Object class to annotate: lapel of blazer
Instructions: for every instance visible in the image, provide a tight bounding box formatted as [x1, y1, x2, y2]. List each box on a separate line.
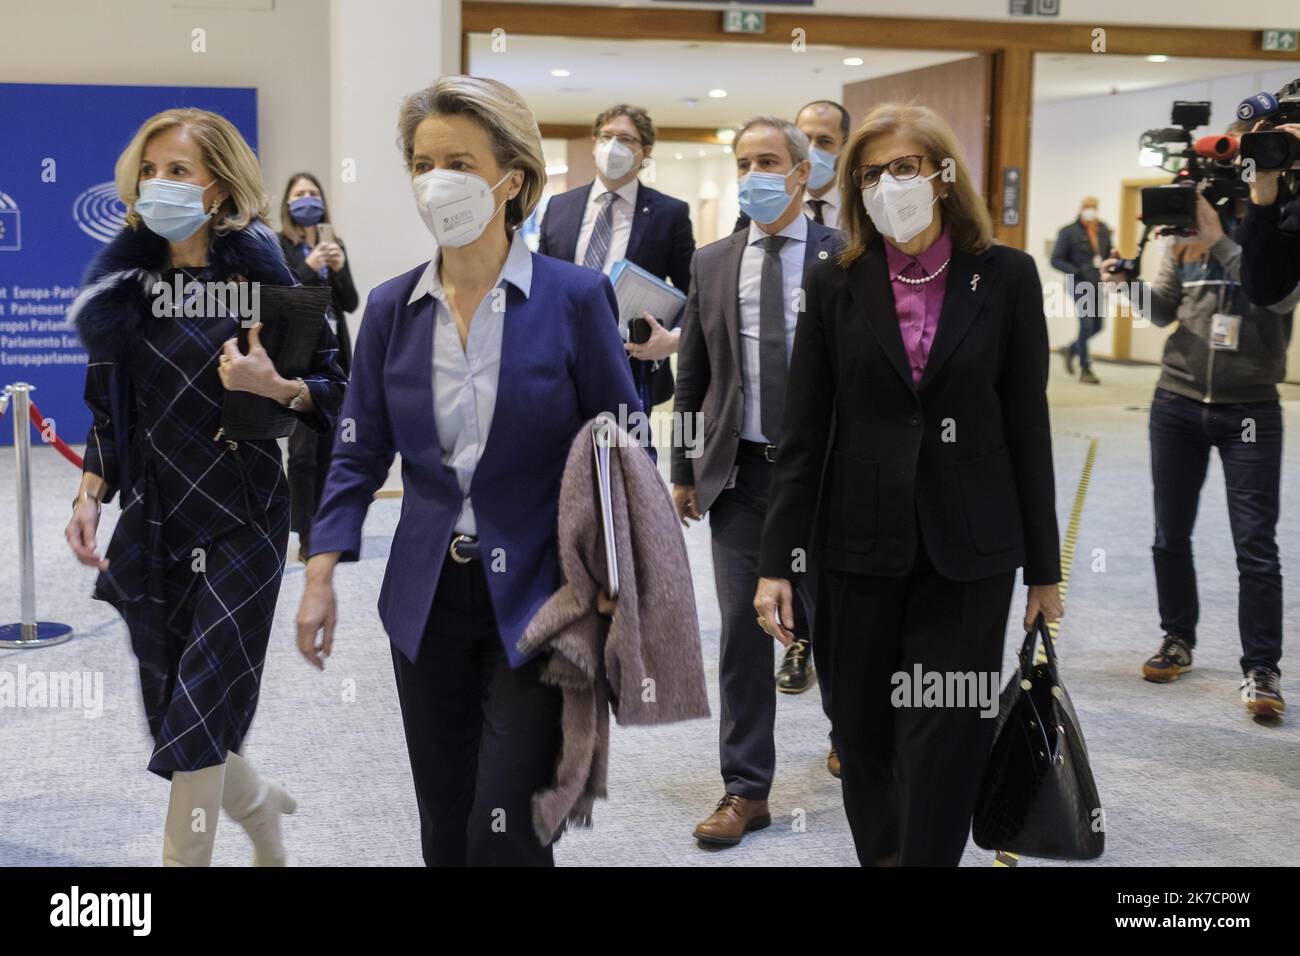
[848, 244, 914, 396]
[720, 229, 747, 378]
[801, 222, 835, 277]
[554, 188, 584, 263]
[624, 183, 652, 265]
[918, 246, 994, 392]
[407, 292, 457, 487]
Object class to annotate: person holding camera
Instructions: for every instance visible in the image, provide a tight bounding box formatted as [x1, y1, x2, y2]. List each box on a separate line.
[1103, 191, 1298, 718]
[1238, 120, 1300, 307]
[276, 172, 359, 562]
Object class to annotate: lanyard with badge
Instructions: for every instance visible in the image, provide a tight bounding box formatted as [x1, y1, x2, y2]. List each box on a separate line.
[1210, 279, 1241, 352]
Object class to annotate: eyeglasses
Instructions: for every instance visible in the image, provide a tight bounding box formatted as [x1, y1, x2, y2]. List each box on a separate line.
[597, 132, 642, 148]
[851, 154, 925, 190]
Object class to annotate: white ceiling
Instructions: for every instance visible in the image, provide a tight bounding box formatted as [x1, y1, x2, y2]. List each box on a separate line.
[469, 34, 1295, 129]
[468, 34, 971, 128]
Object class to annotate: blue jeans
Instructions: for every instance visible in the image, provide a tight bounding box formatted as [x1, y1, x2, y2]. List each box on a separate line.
[1071, 282, 1103, 371]
[1149, 388, 1284, 674]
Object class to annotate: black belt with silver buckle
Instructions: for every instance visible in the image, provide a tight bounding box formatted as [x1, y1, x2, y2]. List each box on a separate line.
[448, 534, 481, 563]
[738, 439, 779, 463]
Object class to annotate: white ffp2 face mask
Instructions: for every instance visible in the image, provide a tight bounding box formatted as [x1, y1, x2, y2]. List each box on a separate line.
[861, 170, 940, 245]
[595, 137, 639, 180]
[412, 168, 512, 247]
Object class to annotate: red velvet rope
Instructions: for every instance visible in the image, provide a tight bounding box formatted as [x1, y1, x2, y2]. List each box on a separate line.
[27, 399, 84, 469]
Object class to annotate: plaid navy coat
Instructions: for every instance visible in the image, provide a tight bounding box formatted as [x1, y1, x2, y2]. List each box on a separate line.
[71, 221, 346, 776]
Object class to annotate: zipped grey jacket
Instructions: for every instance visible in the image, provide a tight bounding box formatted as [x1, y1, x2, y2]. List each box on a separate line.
[1142, 235, 1297, 404]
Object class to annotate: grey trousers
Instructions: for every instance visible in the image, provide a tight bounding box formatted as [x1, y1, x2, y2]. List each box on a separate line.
[709, 451, 825, 800]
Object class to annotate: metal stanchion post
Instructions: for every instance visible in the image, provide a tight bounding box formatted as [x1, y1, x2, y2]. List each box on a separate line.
[0, 383, 73, 648]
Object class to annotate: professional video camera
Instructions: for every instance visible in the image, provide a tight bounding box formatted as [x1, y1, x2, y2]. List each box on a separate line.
[1239, 77, 1300, 172]
[1112, 101, 1248, 274]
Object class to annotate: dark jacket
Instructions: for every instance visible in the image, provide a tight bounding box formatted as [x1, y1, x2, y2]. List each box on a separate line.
[277, 231, 358, 373]
[69, 221, 335, 502]
[670, 220, 844, 514]
[1051, 218, 1113, 285]
[309, 251, 641, 668]
[758, 240, 1061, 586]
[539, 180, 695, 407]
[1143, 235, 1296, 404]
[1238, 184, 1300, 307]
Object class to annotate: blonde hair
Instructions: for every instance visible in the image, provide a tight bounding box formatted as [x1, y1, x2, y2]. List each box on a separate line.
[115, 108, 270, 235]
[397, 75, 546, 230]
[838, 102, 993, 266]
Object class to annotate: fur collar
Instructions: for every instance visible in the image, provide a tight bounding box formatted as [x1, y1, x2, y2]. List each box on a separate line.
[70, 220, 292, 357]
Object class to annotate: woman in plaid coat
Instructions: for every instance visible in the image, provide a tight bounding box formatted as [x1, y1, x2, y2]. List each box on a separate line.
[65, 109, 345, 866]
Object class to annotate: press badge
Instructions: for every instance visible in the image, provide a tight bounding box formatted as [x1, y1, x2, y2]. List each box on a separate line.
[1092, 254, 1103, 269]
[1210, 313, 1241, 351]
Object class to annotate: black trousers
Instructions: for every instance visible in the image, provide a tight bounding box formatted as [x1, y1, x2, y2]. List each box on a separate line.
[823, 537, 1014, 866]
[287, 420, 335, 547]
[390, 556, 562, 866]
[1149, 388, 1284, 674]
[709, 451, 826, 800]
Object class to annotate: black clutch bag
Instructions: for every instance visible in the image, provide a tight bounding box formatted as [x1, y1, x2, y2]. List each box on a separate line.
[972, 614, 1105, 861]
[219, 285, 332, 441]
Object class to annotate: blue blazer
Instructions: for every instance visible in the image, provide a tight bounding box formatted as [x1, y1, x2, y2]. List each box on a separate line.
[310, 251, 642, 667]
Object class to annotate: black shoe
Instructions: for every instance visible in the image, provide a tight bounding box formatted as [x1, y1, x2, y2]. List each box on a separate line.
[1242, 668, 1285, 719]
[1143, 634, 1193, 683]
[776, 639, 813, 694]
[1059, 345, 1076, 376]
[1079, 367, 1101, 385]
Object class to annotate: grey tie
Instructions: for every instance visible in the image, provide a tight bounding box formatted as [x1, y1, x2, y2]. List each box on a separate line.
[758, 234, 790, 444]
[582, 192, 617, 270]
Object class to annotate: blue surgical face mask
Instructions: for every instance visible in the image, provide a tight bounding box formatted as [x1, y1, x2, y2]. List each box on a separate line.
[807, 146, 838, 191]
[288, 195, 325, 226]
[135, 177, 215, 241]
[737, 167, 798, 225]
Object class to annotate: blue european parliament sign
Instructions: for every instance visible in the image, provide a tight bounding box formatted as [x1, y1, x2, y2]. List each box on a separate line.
[0, 83, 256, 446]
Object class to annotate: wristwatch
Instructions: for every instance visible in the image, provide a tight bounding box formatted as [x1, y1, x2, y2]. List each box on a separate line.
[286, 378, 309, 411]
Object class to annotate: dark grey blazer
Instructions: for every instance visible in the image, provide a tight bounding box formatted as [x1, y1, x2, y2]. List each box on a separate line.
[671, 219, 843, 513]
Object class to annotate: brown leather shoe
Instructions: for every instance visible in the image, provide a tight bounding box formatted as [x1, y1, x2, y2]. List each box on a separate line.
[693, 794, 770, 846]
[826, 747, 841, 778]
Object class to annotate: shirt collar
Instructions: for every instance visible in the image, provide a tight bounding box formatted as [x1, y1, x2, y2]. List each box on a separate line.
[807, 184, 840, 211]
[408, 228, 533, 306]
[589, 177, 639, 208]
[747, 208, 809, 246]
[885, 226, 952, 280]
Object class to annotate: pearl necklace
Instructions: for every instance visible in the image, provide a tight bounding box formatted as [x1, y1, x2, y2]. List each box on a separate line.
[893, 257, 951, 286]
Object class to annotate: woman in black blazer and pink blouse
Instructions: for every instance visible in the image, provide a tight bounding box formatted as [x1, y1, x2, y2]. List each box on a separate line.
[754, 103, 1063, 866]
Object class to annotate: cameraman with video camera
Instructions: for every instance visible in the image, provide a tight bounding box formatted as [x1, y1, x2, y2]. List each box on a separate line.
[1237, 80, 1300, 306]
[1102, 172, 1298, 718]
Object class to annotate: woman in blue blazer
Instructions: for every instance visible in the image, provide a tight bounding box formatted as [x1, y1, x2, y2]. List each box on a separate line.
[294, 76, 641, 866]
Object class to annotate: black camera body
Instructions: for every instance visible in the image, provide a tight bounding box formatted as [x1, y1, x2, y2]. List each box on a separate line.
[1138, 101, 1249, 233]
[1239, 79, 1300, 172]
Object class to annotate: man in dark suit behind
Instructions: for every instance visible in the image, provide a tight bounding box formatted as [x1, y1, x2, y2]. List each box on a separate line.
[539, 104, 695, 411]
[1050, 196, 1114, 385]
[672, 116, 843, 848]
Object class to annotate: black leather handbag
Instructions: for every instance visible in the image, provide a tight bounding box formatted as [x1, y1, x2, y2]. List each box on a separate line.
[972, 615, 1105, 860]
[219, 284, 332, 441]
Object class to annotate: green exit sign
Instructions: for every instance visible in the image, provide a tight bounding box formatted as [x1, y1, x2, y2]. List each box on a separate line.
[1262, 29, 1298, 52]
[722, 10, 765, 34]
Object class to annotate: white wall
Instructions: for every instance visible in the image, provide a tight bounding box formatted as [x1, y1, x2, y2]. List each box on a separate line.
[0, 0, 332, 249]
[647, 148, 739, 249]
[1029, 64, 1300, 377]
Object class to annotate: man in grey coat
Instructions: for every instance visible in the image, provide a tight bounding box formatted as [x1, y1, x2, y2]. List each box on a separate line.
[671, 116, 843, 847]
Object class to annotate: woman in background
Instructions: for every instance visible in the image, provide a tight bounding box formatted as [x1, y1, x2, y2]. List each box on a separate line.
[66, 108, 345, 866]
[277, 172, 358, 561]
